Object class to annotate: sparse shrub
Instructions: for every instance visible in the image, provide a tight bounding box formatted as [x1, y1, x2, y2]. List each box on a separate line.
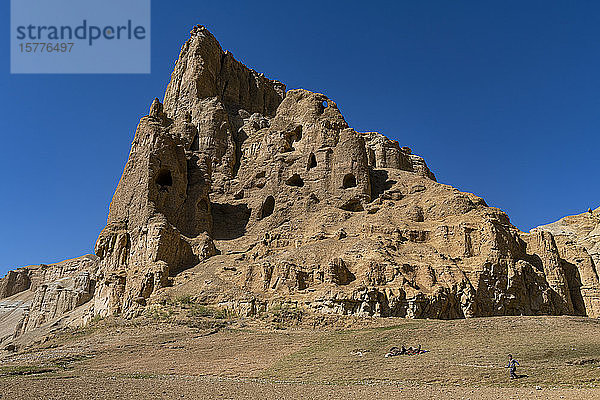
[145, 306, 173, 321]
[175, 294, 194, 306]
[52, 355, 93, 370]
[211, 308, 229, 319]
[271, 304, 304, 324]
[188, 304, 229, 319]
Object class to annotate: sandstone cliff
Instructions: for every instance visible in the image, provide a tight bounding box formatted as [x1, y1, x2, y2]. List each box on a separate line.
[1, 25, 599, 346]
[0, 255, 97, 346]
[532, 207, 600, 315]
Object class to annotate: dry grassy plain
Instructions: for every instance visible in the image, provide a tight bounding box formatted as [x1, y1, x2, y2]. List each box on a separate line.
[2, 311, 600, 399]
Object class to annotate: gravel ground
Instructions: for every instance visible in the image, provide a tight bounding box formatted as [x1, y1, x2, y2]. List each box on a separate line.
[3, 315, 600, 399]
[2, 375, 600, 400]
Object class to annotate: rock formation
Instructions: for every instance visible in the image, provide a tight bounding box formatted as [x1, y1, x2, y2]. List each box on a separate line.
[532, 207, 600, 315]
[0, 255, 97, 345]
[1, 25, 599, 346]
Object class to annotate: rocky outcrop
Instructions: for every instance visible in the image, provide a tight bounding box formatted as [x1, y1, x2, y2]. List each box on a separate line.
[361, 132, 435, 180]
[0, 269, 32, 299]
[533, 207, 600, 317]
[535, 207, 600, 266]
[92, 100, 216, 317]
[18, 270, 95, 335]
[0, 255, 98, 344]
[163, 25, 285, 197]
[1, 24, 600, 335]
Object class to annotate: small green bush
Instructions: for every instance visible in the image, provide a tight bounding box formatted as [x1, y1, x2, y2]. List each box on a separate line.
[145, 307, 173, 321]
[188, 304, 229, 319]
[175, 294, 194, 305]
[271, 304, 303, 323]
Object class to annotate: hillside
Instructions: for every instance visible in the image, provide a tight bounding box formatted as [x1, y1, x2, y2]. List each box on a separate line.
[2, 314, 600, 399]
[0, 25, 599, 352]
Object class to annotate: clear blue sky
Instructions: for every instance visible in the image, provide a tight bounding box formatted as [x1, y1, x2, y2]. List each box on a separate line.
[1, 1, 599, 275]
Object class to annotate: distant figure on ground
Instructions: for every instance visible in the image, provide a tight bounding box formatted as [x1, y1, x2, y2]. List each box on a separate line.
[386, 347, 401, 357]
[589, 208, 593, 215]
[385, 345, 427, 358]
[506, 354, 520, 379]
[384, 344, 427, 357]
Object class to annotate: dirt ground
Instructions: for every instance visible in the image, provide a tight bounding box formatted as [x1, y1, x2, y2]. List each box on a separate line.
[3, 376, 600, 400]
[2, 314, 600, 399]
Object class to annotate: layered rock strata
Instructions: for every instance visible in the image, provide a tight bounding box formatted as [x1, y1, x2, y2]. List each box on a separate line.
[1, 25, 599, 345]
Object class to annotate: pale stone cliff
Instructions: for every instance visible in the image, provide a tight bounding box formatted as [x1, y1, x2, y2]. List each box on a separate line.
[1, 25, 599, 347]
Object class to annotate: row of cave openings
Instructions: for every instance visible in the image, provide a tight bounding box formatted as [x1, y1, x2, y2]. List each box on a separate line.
[283, 152, 358, 189]
[261, 174, 357, 219]
[260, 152, 359, 220]
[154, 99, 333, 214]
[154, 153, 358, 223]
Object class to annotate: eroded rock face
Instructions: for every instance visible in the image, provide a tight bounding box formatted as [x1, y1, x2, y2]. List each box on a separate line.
[163, 25, 285, 197]
[19, 270, 95, 335]
[0, 269, 31, 299]
[1, 25, 599, 332]
[196, 166, 596, 319]
[93, 98, 216, 317]
[362, 132, 435, 180]
[0, 255, 98, 344]
[533, 207, 600, 317]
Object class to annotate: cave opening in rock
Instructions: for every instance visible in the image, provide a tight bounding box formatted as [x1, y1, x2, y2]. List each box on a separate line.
[211, 202, 251, 240]
[260, 196, 275, 219]
[343, 173, 357, 189]
[285, 174, 304, 187]
[197, 198, 209, 213]
[190, 133, 200, 151]
[307, 153, 317, 170]
[291, 126, 302, 143]
[156, 169, 173, 188]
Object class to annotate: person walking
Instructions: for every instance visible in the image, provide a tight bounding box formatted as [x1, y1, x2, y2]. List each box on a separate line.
[506, 354, 520, 379]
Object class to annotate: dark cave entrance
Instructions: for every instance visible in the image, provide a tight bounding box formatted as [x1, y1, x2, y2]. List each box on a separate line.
[260, 196, 275, 219]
